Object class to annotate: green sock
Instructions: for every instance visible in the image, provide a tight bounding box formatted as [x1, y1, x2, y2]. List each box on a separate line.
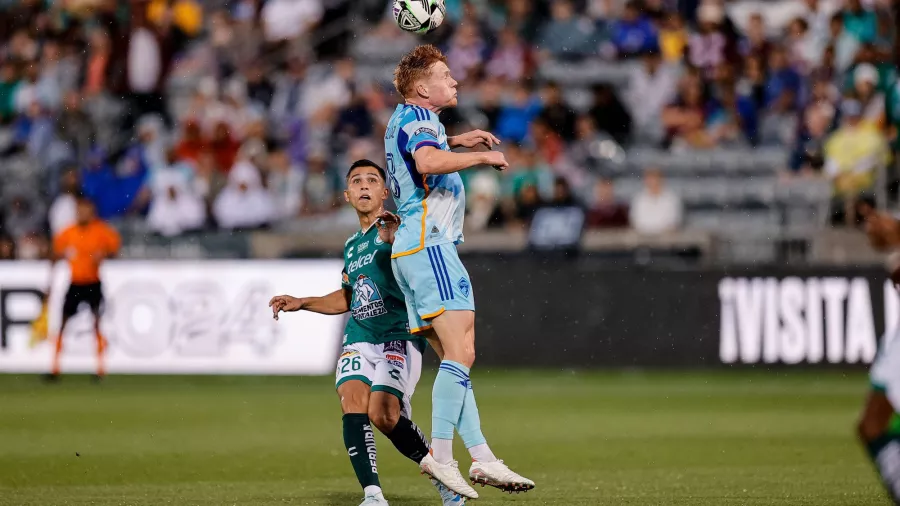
[342, 413, 380, 490]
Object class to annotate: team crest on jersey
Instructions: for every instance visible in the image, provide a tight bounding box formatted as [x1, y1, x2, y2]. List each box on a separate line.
[351, 274, 388, 320]
[374, 235, 384, 245]
[458, 277, 471, 298]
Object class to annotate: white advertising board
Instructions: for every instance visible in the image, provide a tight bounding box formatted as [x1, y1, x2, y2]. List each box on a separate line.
[0, 260, 346, 374]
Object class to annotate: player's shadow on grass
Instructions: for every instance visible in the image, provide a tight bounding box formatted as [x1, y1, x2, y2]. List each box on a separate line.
[322, 492, 424, 505]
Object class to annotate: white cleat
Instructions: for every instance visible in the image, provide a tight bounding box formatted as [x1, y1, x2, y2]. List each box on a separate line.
[359, 491, 390, 505]
[469, 460, 536, 493]
[431, 478, 467, 505]
[419, 453, 479, 499]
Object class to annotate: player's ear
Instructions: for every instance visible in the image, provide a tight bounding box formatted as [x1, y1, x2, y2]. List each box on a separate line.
[416, 81, 429, 99]
[381, 187, 389, 200]
[344, 189, 350, 203]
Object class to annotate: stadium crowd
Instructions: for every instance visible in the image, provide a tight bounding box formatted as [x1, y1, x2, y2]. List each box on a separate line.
[0, 0, 897, 259]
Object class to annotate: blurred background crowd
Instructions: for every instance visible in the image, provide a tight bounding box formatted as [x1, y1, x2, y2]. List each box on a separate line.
[0, 0, 897, 260]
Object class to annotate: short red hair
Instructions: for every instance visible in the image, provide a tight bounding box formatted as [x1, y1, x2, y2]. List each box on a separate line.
[393, 44, 448, 98]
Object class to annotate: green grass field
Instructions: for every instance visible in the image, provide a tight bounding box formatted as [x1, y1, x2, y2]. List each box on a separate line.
[0, 370, 888, 505]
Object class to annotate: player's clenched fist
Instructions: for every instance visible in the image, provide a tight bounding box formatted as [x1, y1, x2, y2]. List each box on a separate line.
[482, 151, 508, 170]
[268, 295, 303, 320]
[376, 211, 401, 245]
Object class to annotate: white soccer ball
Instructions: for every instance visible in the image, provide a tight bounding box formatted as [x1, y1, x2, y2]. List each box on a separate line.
[393, 0, 446, 34]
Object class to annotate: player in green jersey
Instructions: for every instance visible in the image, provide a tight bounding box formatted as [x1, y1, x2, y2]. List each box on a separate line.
[269, 159, 464, 506]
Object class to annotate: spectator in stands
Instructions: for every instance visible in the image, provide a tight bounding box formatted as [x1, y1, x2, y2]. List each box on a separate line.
[658, 12, 688, 63]
[787, 17, 819, 72]
[266, 148, 305, 221]
[758, 89, 799, 146]
[706, 87, 752, 147]
[174, 119, 205, 165]
[662, 73, 708, 149]
[496, 82, 541, 143]
[740, 13, 772, 65]
[476, 79, 502, 132]
[136, 115, 168, 173]
[302, 148, 340, 215]
[830, 12, 861, 73]
[569, 115, 605, 170]
[629, 168, 683, 235]
[0, 61, 18, 122]
[123, 1, 176, 129]
[82, 28, 112, 98]
[610, 0, 657, 59]
[49, 168, 80, 238]
[245, 60, 275, 110]
[803, 0, 834, 52]
[486, 27, 533, 83]
[213, 160, 274, 230]
[466, 170, 503, 231]
[737, 54, 767, 111]
[208, 120, 240, 173]
[334, 86, 375, 146]
[538, 0, 597, 59]
[851, 63, 885, 127]
[505, 0, 541, 41]
[550, 177, 577, 207]
[503, 145, 555, 203]
[589, 83, 632, 146]
[790, 105, 831, 175]
[514, 183, 544, 226]
[688, 2, 734, 78]
[625, 47, 677, 145]
[261, 0, 323, 43]
[148, 168, 206, 237]
[842, 0, 877, 44]
[445, 23, 488, 85]
[529, 118, 568, 169]
[765, 46, 801, 107]
[586, 178, 629, 228]
[55, 91, 95, 162]
[539, 82, 576, 141]
[825, 99, 889, 223]
[4, 193, 45, 243]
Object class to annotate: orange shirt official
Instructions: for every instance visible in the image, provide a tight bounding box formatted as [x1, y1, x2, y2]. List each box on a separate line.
[53, 221, 121, 285]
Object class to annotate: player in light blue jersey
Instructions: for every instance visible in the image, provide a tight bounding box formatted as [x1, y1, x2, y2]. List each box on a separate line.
[382, 45, 534, 500]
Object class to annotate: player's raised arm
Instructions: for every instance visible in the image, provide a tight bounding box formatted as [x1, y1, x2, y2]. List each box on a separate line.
[269, 288, 351, 320]
[413, 145, 508, 175]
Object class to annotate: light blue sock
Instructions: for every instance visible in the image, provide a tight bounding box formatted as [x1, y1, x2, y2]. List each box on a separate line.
[457, 384, 487, 448]
[432, 360, 470, 441]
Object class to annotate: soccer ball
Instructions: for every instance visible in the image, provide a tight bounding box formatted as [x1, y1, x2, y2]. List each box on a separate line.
[393, 0, 446, 34]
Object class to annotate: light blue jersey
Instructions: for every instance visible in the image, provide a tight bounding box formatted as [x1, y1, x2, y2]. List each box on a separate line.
[384, 104, 466, 258]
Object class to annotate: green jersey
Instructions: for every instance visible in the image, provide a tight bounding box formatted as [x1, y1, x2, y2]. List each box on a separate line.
[341, 224, 417, 346]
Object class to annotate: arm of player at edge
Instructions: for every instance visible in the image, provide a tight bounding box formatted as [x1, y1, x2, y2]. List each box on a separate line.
[413, 145, 508, 175]
[268, 288, 351, 320]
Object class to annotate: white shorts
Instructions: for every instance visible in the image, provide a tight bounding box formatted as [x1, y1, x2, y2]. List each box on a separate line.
[335, 339, 424, 419]
[871, 332, 900, 410]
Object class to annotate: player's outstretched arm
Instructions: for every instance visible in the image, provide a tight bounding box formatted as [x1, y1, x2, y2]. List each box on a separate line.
[269, 289, 350, 320]
[414, 146, 508, 175]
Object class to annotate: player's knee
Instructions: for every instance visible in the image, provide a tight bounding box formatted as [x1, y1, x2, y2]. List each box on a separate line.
[368, 404, 400, 433]
[337, 385, 370, 414]
[858, 415, 886, 442]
